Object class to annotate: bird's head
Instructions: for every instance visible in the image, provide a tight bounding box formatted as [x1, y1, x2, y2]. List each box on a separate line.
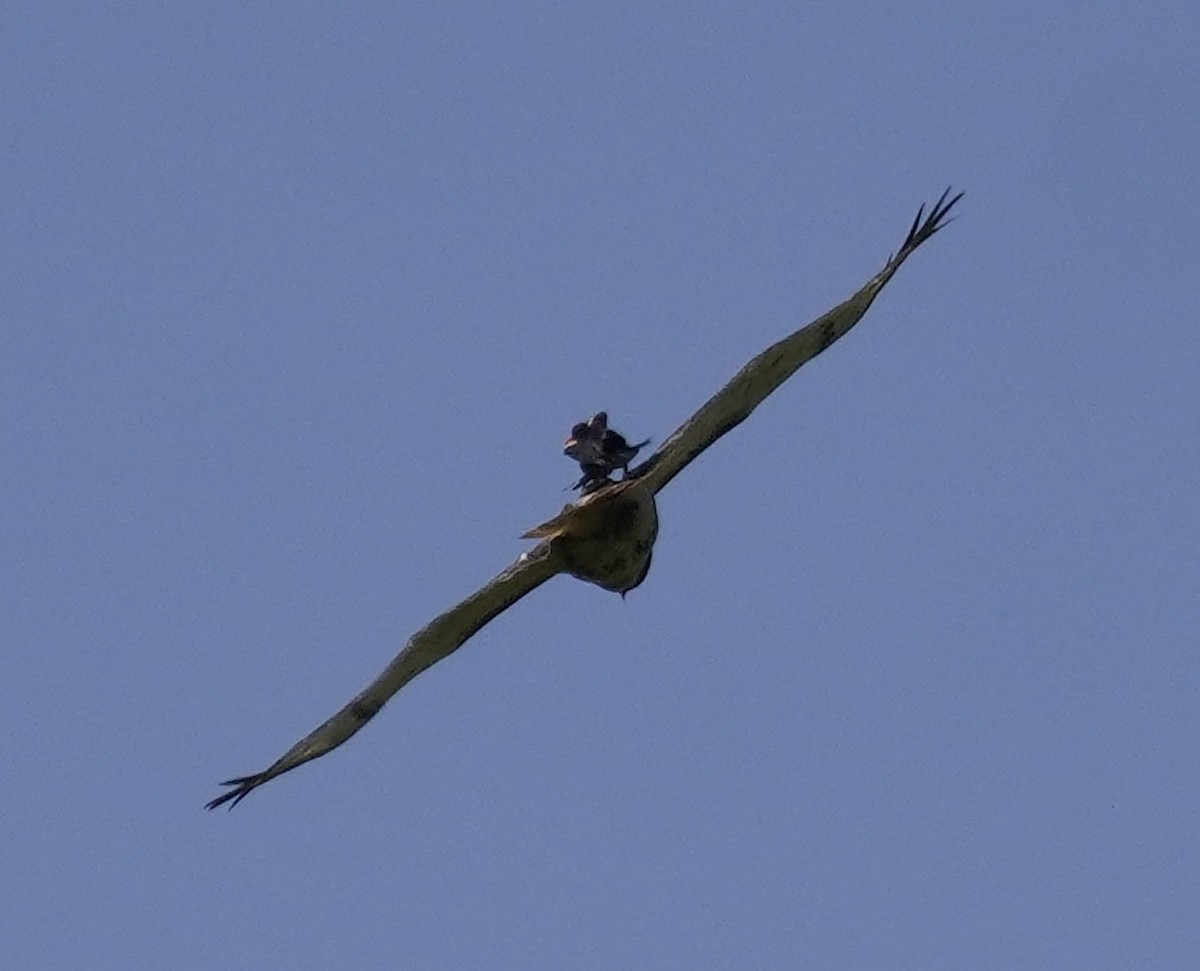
[563, 412, 608, 461]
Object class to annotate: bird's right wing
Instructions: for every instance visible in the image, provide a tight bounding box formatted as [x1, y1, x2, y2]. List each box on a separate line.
[207, 540, 563, 809]
[634, 189, 962, 497]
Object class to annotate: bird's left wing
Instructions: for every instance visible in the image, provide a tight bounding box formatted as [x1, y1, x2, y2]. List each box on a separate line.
[634, 189, 962, 496]
[207, 541, 563, 809]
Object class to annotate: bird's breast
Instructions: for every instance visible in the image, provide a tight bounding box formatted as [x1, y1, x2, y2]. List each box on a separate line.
[523, 479, 658, 595]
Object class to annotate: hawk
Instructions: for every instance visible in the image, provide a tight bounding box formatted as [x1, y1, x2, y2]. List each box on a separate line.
[207, 189, 962, 809]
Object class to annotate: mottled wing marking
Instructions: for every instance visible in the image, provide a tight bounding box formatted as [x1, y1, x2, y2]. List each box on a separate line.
[206, 542, 562, 809]
[633, 189, 962, 496]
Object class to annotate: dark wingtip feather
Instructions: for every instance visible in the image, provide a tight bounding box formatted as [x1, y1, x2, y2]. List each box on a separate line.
[905, 203, 926, 247]
[205, 774, 265, 811]
[897, 187, 964, 256]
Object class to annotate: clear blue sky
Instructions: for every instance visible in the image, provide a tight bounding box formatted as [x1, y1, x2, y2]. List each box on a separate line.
[4, 3, 1198, 968]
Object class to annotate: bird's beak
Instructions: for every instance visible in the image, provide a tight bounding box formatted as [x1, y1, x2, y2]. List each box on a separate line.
[563, 437, 578, 449]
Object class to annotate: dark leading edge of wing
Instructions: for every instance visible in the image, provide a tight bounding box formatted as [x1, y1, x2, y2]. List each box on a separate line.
[633, 188, 962, 497]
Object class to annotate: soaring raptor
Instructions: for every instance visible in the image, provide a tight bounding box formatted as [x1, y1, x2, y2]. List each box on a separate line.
[207, 189, 962, 809]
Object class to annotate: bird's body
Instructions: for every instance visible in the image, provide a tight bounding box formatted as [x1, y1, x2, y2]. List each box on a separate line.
[523, 476, 658, 595]
[564, 412, 650, 491]
[207, 189, 962, 810]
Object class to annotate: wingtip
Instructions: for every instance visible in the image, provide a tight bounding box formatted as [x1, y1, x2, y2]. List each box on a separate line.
[929, 186, 964, 224]
[205, 774, 265, 811]
[896, 186, 964, 256]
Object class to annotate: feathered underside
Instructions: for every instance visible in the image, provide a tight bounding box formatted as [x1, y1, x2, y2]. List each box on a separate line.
[522, 478, 658, 595]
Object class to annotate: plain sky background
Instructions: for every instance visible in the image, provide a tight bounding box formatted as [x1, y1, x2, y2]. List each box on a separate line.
[4, 3, 1198, 968]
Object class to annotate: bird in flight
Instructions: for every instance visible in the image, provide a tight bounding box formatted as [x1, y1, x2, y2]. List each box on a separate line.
[564, 411, 650, 491]
[207, 189, 962, 810]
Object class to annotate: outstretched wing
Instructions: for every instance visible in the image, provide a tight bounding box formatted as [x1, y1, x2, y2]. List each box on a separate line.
[208, 189, 960, 810]
[633, 189, 962, 496]
[207, 541, 563, 809]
